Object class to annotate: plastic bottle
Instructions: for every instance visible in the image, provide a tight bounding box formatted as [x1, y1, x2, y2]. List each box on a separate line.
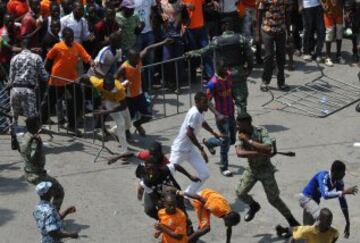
[320, 96, 329, 114]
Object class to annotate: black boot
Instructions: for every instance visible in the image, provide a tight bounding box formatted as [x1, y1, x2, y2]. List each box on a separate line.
[286, 215, 300, 227]
[244, 201, 261, 222]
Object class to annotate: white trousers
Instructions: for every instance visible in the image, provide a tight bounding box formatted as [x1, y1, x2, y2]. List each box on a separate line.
[106, 101, 131, 154]
[170, 149, 210, 194]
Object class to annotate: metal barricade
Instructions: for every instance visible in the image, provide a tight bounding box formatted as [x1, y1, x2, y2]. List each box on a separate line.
[141, 56, 202, 120]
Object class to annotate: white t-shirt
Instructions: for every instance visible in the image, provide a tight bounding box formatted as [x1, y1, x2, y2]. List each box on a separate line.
[88, 46, 122, 76]
[171, 106, 205, 152]
[222, 0, 238, 13]
[134, 0, 156, 34]
[302, 0, 320, 8]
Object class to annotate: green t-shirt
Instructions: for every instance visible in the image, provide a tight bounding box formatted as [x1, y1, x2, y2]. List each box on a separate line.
[115, 12, 141, 51]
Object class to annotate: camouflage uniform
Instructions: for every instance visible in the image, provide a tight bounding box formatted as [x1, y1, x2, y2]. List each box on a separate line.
[9, 49, 48, 119]
[186, 31, 254, 115]
[235, 126, 294, 219]
[20, 132, 64, 210]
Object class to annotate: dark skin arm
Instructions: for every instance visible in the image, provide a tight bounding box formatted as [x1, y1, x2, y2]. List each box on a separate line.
[154, 222, 183, 240]
[139, 38, 173, 60]
[181, 191, 210, 242]
[238, 133, 272, 155]
[59, 206, 76, 220]
[114, 66, 126, 81]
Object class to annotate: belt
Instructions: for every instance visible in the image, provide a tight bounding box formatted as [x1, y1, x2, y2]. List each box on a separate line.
[12, 84, 36, 89]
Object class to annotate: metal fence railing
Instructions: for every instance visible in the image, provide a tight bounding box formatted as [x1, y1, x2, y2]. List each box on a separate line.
[0, 55, 203, 145]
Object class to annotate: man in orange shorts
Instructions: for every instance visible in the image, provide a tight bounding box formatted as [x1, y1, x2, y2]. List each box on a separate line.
[177, 188, 240, 243]
[321, 0, 345, 66]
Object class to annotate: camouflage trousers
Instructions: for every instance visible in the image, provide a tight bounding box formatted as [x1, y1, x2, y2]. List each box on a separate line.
[231, 68, 249, 115]
[10, 88, 38, 119]
[25, 172, 64, 211]
[235, 167, 293, 219]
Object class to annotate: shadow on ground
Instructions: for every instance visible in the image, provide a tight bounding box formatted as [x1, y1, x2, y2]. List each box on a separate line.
[254, 233, 290, 243]
[0, 208, 16, 226]
[0, 175, 29, 194]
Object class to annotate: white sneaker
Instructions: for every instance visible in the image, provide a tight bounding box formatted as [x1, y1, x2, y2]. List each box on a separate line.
[303, 54, 312, 62]
[325, 58, 334, 67]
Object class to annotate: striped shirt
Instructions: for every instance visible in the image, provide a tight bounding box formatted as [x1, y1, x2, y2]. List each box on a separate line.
[207, 74, 234, 116]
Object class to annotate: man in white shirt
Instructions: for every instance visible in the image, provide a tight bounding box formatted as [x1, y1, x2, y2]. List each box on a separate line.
[60, 1, 95, 43]
[88, 31, 122, 77]
[170, 92, 223, 194]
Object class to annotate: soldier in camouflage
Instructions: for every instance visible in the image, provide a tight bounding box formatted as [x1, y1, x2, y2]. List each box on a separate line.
[19, 116, 64, 211]
[234, 112, 300, 229]
[185, 17, 254, 115]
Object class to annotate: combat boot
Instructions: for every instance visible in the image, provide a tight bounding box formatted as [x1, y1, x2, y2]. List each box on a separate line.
[244, 201, 261, 222]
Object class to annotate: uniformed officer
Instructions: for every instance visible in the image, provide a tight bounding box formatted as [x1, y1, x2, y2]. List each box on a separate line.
[234, 112, 300, 228]
[19, 116, 64, 211]
[33, 181, 79, 242]
[185, 17, 254, 115]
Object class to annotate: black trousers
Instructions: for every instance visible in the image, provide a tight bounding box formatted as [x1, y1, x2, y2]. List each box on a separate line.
[262, 30, 286, 86]
[41, 84, 83, 128]
[302, 6, 325, 56]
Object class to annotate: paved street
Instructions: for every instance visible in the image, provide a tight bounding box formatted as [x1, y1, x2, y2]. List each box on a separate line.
[1, 40, 360, 243]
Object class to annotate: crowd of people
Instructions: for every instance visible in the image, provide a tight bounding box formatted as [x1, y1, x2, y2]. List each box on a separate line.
[0, 0, 360, 241]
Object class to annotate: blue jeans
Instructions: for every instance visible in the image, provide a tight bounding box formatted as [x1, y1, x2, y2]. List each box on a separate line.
[162, 37, 185, 86]
[186, 27, 214, 79]
[206, 115, 236, 171]
[136, 31, 155, 92]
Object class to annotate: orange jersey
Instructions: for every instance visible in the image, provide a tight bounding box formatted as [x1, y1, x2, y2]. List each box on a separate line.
[192, 188, 231, 229]
[47, 41, 91, 86]
[158, 208, 188, 243]
[183, 0, 205, 29]
[121, 60, 143, 98]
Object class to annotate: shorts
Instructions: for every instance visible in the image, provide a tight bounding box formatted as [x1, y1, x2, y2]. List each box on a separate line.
[126, 93, 151, 118]
[324, 13, 343, 28]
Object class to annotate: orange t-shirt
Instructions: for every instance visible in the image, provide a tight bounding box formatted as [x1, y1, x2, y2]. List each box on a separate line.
[7, 0, 29, 18]
[47, 41, 91, 86]
[242, 0, 256, 9]
[158, 208, 188, 243]
[192, 188, 231, 229]
[40, 0, 61, 18]
[183, 0, 205, 29]
[122, 60, 143, 98]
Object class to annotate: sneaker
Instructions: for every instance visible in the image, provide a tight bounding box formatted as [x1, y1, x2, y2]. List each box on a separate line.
[302, 54, 312, 62]
[325, 58, 334, 67]
[203, 138, 215, 155]
[221, 169, 233, 177]
[244, 202, 261, 222]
